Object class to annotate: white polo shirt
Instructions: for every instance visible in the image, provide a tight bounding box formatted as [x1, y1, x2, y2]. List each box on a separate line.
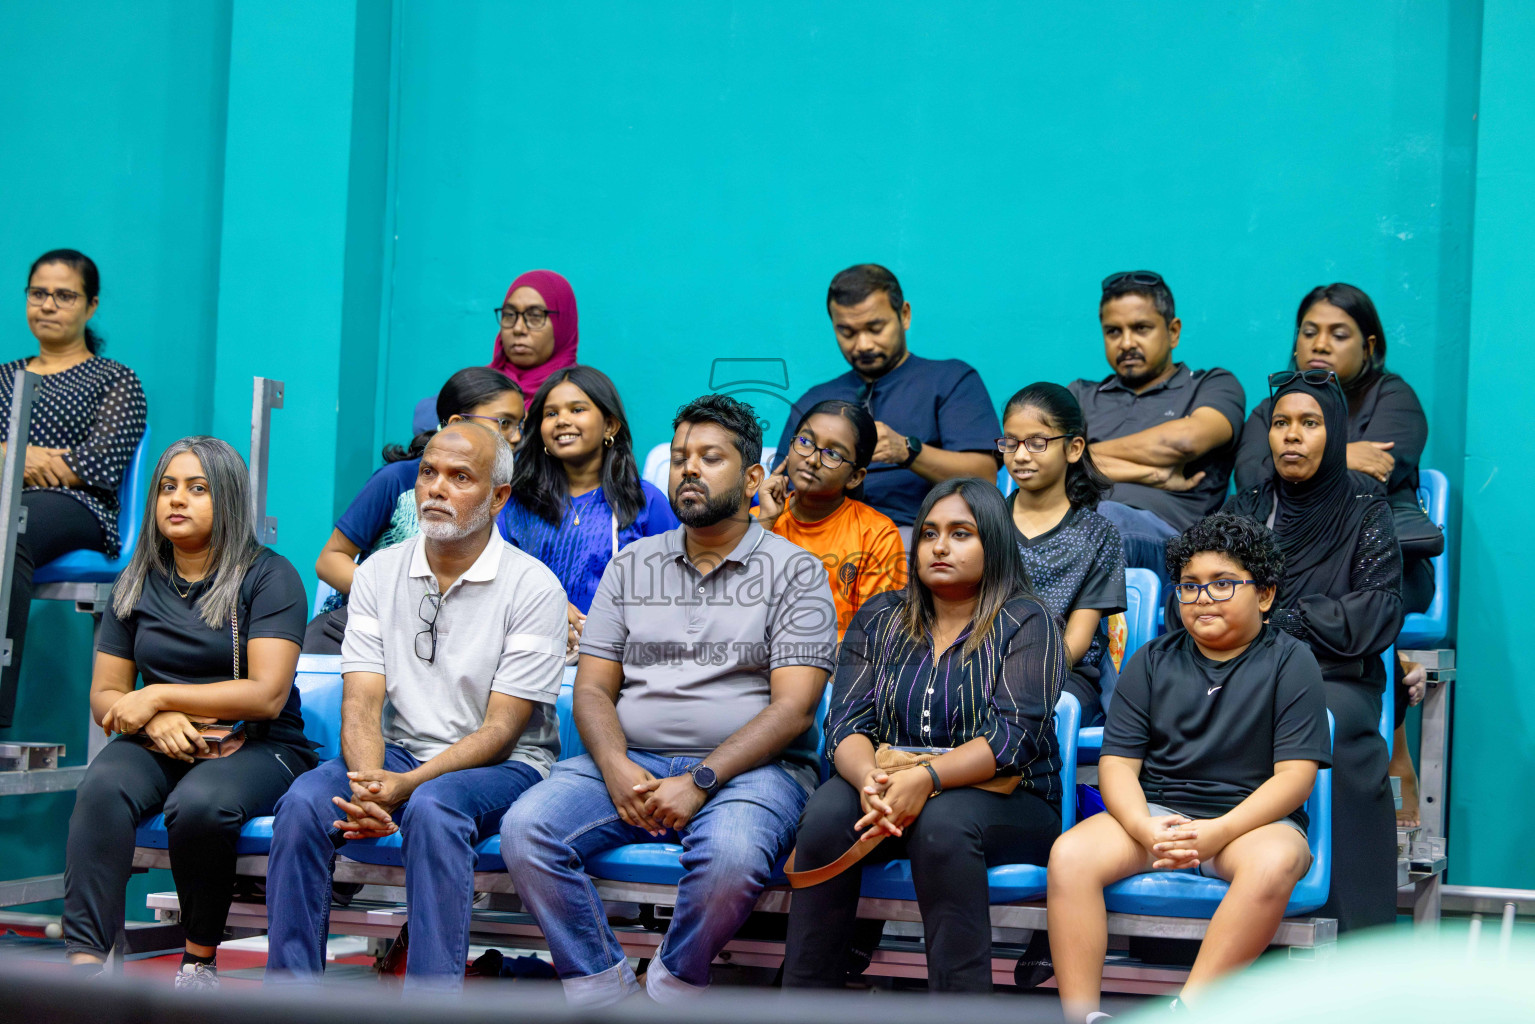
[342, 532, 568, 774]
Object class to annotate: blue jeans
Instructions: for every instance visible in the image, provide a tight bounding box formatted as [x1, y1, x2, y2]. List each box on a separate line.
[500, 752, 807, 1006]
[263, 747, 540, 992]
[1098, 500, 1179, 583]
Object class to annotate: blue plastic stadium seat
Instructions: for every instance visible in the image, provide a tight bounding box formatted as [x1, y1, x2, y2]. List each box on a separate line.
[856, 691, 1081, 904]
[1398, 469, 1449, 648]
[997, 466, 1016, 497]
[1078, 568, 1160, 765]
[1100, 711, 1334, 918]
[34, 429, 151, 585]
[134, 655, 345, 855]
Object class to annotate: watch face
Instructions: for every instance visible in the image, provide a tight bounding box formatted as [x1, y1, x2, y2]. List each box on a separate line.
[692, 765, 718, 791]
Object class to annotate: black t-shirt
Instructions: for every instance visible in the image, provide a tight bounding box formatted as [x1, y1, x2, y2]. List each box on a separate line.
[1011, 502, 1127, 680]
[1101, 624, 1331, 829]
[97, 547, 310, 747]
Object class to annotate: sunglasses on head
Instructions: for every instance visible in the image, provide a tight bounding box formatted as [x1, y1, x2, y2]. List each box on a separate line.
[1267, 368, 1338, 398]
[1101, 270, 1164, 290]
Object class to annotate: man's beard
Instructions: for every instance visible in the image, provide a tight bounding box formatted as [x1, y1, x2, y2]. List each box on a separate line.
[417, 492, 494, 541]
[672, 477, 746, 528]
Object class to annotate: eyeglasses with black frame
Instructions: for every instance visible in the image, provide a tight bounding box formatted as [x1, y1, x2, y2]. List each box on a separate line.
[1172, 579, 1260, 604]
[790, 434, 849, 468]
[24, 287, 83, 309]
[994, 434, 1070, 454]
[493, 306, 552, 330]
[1101, 270, 1164, 290]
[415, 592, 443, 663]
[1267, 368, 1338, 398]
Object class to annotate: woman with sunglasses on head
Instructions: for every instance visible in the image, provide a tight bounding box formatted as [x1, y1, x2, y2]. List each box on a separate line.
[757, 400, 906, 639]
[782, 478, 1066, 993]
[1000, 384, 1127, 728]
[497, 365, 675, 658]
[1234, 284, 1434, 825]
[63, 437, 316, 989]
[409, 270, 580, 435]
[0, 250, 147, 728]
[305, 367, 525, 652]
[1224, 370, 1403, 932]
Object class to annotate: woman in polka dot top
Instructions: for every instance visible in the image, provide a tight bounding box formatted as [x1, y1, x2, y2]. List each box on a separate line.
[0, 250, 147, 726]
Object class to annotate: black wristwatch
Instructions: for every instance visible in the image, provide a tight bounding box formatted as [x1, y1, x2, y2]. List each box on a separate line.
[689, 763, 720, 798]
[900, 435, 924, 468]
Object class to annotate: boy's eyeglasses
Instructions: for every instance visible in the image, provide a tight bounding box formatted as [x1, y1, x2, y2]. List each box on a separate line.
[1172, 579, 1260, 604]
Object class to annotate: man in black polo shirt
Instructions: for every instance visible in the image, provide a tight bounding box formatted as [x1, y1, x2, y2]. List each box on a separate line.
[776, 264, 1000, 538]
[1068, 271, 1245, 580]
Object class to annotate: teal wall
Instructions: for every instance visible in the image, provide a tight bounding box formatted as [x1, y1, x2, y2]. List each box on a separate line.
[1454, 0, 1534, 891]
[1, 0, 1528, 916]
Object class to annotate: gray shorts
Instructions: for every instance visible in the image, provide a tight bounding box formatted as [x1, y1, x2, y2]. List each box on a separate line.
[1145, 803, 1309, 878]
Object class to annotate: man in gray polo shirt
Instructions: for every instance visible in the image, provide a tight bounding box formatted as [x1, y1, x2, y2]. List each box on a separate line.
[1070, 271, 1247, 580]
[503, 394, 838, 1007]
[265, 423, 567, 992]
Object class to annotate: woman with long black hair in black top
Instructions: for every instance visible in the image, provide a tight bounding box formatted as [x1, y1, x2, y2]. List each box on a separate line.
[782, 478, 1066, 993]
[62, 437, 316, 989]
[0, 250, 147, 726]
[1226, 371, 1403, 932]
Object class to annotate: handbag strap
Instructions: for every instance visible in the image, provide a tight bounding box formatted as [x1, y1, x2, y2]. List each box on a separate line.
[783, 835, 886, 889]
[232, 603, 240, 680]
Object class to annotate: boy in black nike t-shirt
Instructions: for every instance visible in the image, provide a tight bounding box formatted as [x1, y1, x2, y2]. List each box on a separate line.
[1047, 513, 1331, 1022]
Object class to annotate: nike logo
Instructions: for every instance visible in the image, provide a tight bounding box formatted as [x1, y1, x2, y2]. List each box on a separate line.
[1207, 685, 1222, 696]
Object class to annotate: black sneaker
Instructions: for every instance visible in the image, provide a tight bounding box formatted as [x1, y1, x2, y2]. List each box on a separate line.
[1013, 929, 1054, 989]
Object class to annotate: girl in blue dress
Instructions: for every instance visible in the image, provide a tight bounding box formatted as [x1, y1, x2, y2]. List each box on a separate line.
[498, 365, 677, 657]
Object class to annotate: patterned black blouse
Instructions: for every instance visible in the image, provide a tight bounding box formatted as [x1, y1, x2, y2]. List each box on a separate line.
[0, 357, 147, 556]
[828, 590, 1068, 802]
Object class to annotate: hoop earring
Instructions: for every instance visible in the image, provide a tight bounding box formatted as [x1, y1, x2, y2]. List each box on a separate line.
[543, 445, 551, 456]
[603, 435, 614, 448]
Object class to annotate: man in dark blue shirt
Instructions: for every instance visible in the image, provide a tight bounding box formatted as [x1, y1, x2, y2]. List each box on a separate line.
[775, 264, 1000, 533]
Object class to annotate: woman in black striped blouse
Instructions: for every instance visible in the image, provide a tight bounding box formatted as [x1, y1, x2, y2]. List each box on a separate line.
[783, 477, 1067, 993]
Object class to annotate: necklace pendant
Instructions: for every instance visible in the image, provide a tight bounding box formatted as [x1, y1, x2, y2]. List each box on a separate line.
[574, 510, 580, 526]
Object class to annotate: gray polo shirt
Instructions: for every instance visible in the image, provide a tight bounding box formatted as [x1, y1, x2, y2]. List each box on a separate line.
[579, 521, 839, 790]
[342, 533, 568, 775]
[1069, 362, 1246, 532]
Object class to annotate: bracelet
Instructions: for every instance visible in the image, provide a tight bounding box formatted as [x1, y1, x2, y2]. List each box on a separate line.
[920, 761, 942, 797]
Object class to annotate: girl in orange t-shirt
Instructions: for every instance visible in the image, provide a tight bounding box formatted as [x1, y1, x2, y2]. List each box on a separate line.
[759, 400, 906, 638]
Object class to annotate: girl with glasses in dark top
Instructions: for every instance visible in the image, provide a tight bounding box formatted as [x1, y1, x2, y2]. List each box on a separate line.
[0, 249, 146, 728]
[1225, 372, 1403, 933]
[757, 400, 906, 638]
[1233, 284, 1435, 824]
[305, 367, 525, 653]
[1000, 383, 1127, 727]
[63, 437, 316, 990]
[497, 365, 676, 659]
[782, 478, 1066, 993]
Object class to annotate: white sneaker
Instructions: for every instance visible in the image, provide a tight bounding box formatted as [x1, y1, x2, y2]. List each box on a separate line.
[174, 962, 219, 991]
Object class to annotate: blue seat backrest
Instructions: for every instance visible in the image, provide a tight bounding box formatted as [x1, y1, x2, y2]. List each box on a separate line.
[642, 442, 669, 490]
[312, 579, 339, 620]
[293, 654, 344, 761]
[33, 427, 151, 582]
[997, 466, 1016, 497]
[1402, 468, 1450, 646]
[556, 666, 583, 760]
[1055, 691, 1081, 831]
[1101, 568, 1160, 712]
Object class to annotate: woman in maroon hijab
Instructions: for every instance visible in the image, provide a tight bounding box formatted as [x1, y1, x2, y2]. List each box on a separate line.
[489, 269, 580, 395]
[411, 269, 580, 434]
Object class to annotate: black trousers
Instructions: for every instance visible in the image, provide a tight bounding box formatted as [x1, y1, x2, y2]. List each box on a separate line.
[783, 776, 1060, 993]
[1319, 678, 1398, 932]
[63, 734, 315, 956]
[0, 492, 103, 727]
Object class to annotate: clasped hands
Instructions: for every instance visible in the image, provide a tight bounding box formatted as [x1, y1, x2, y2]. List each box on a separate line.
[854, 767, 932, 842]
[605, 758, 707, 836]
[332, 769, 418, 840]
[1138, 813, 1233, 871]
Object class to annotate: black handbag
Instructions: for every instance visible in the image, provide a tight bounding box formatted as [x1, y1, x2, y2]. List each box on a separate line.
[1392, 500, 1444, 560]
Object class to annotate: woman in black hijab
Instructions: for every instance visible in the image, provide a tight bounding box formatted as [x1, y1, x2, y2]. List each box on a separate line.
[1233, 284, 1435, 826]
[1225, 370, 1403, 932]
